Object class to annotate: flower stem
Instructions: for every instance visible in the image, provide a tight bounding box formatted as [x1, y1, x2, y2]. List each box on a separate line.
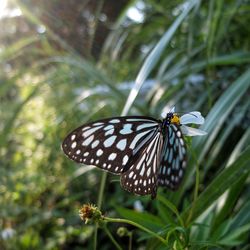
[104, 217, 167, 245]
[186, 149, 199, 226]
[98, 172, 107, 208]
[103, 224, 122, 250]
[94, 172, 107, 249]
[93, 223, 98, 250]
[128, 232, 133, 250]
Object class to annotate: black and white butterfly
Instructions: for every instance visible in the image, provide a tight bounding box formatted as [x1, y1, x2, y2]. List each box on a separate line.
[61, 110, 193, 199]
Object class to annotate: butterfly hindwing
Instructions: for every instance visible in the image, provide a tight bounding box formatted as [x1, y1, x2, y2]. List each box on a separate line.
[121, 130, 163, 198]
[62, 116, 160, 175]
[158, 124, 187, 190]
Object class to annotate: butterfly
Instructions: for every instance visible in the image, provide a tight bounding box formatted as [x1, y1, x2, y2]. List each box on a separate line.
[61, 108, 204, 199]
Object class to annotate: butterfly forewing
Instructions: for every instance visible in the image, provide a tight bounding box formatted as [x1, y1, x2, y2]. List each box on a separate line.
[62, 116, 160, 174]
[121, 130, 163, 198]
[157, 124, 187, 190]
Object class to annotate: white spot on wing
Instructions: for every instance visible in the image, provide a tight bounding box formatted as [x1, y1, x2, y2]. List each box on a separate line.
[139, 165, 145, 176]
[105, 129, 114, 136]
[179, 169, 183, 178]
[182, 161, 187, 168]
[137, 123, 157, 131]
[82, 126, 90, 131]
[71, 134, 76, 141]
[104, 135, 117, 147]
[109, 119, 120, 123]
[82, 126, 102, 138]
[116, 139, 127, 151]
[147, 167, 151, 177]
[96, 149, 103, 156]
[153, 155, 157, 174]
[104, 125, 114, 131]
[122, 155, 129, 165]
[71, 141, 77, 148]
[182, 147, 186, 154]
[162, 166, 166, 175]
[180, 138, 184, 146]
[146, 135, 159, 165]
[108, 153, 117, 161]
[136, 154, 146, 170]
[167, 168, 171, 175]
[130, 130, 152, 149]
[93, 122, 104, 126]
[82, 135, 94, 146]
[120, 124, 133, 134]
[91, 140, 100, 148]
[177, 131, 181, 137]
[168, 148, 173, 163]
[129, 171, 134, 178]
[83, 152, 89, 157]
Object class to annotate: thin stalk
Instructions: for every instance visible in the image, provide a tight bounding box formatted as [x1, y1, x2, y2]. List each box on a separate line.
[104, 217, 167, 245]
[103, 224, 122, 250]
[97, 172, 107, 208]
[186, 149, 199, 226]
[94, 172, 107, 249]
[93, 223, 98, 250]
[128, 232, 132, 250]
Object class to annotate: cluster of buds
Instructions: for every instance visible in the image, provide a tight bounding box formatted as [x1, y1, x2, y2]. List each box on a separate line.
[79, 203, 103, 224]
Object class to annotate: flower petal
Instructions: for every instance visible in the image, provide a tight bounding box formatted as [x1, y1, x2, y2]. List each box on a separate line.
[180, 111, 205, 125]
[181, 125, 207, 136]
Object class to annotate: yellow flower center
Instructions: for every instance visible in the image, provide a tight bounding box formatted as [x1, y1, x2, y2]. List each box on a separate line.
[171, 114, 180, 125]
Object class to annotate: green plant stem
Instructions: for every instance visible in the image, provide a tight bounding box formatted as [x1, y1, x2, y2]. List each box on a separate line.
[94, 172, 108, 249]
[97, 172, 107, 208]
[103, 224, 122, 250]
[93, 223, 98, 250]
[186, 149, 200, 226]
[104, 217, 167, 245]
[128, 232, 132, 250]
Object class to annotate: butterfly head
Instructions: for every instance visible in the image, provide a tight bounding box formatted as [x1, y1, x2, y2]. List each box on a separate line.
[164, 112, 180, 126]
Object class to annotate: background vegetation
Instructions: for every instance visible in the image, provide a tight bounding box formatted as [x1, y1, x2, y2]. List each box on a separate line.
[0, 0, 250, 249]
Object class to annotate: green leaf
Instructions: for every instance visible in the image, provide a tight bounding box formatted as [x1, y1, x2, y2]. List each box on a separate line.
[122, 0, 200, 115]
[115, 206, 165, 231]
[193, 69, 250, 160]
[218, 223, 250, 246]
[181, 146, 250, 223]
[229, 200, 250, 230]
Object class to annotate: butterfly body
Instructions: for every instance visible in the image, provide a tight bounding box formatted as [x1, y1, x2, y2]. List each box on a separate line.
[62, 112, 187, 199]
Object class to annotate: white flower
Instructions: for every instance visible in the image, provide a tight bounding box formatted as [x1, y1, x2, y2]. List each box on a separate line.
[170, 107, 207, 136]
[1, 228, 15, 239]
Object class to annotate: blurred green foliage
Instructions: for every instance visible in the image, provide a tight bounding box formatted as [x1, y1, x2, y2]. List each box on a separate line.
[0, 0, 250, 249]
